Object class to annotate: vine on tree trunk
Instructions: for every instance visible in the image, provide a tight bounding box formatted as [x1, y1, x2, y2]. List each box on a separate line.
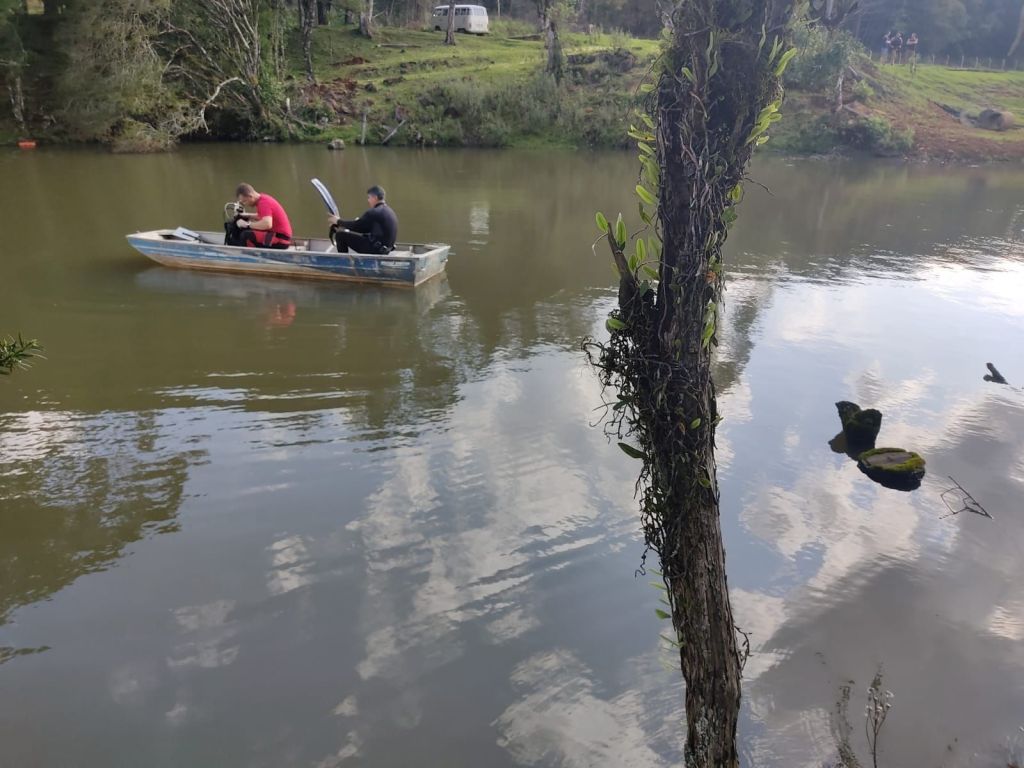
[584, 1, 804, 764]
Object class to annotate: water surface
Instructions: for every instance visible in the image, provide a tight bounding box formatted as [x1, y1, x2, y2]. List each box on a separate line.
[2, 147, 1023, 767]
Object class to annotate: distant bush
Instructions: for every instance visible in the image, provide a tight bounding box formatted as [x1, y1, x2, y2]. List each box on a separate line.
[850, 79, 873, 104]
[407, 73, 633, 148]
[785, 23, 866, 93]
[490, 18, 537, 38]
[111, 119, 176, 153]
[841, 114, 914, 155]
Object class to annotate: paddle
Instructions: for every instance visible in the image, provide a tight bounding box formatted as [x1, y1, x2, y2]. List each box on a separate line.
[311, 178, 340, 218]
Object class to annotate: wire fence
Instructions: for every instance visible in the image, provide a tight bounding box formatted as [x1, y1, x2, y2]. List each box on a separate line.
[873, 51, 1024, 72]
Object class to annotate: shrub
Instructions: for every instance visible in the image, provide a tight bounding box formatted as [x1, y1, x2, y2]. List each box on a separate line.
[111, 119, 176, 153]
[850, 79, 873, 103]
[841, 114, 914, 155]
[407, 73, 632, 148]
[490, 18, 536, 38]
[785, 23, 865, 94]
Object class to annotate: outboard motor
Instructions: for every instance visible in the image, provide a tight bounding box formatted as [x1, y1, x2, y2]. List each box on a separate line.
[224, 201, 245, 246]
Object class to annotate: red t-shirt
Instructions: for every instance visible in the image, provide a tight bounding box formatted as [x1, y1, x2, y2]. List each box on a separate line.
[255, 193, 293, 238]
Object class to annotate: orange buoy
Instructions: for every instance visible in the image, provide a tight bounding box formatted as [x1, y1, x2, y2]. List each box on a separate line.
[17, 140, 37, 150]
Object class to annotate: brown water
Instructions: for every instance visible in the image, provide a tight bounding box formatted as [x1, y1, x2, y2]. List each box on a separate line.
[2, 146, 1023, 767]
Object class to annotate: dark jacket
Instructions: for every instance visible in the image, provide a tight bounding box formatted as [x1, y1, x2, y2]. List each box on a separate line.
[339, 202, 399, 250]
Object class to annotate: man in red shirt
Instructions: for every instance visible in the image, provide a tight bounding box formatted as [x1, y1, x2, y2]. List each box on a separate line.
[233, 183, 294, 249]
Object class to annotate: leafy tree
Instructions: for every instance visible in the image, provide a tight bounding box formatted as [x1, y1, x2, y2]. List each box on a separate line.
[54, 0, 183, 149]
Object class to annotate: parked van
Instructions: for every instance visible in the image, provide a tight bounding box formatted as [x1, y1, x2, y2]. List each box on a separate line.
[432, 4, 489, 34]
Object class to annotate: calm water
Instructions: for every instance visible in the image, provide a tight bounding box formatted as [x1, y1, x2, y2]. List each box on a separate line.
[2, 146, 1023, 767]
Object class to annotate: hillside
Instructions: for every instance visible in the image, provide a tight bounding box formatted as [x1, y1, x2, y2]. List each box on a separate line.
[300, 29, 1024, 159]
[297, 25, 659, 148]
[4, 20, 1023, 159]
[775, 61, 1024, 160]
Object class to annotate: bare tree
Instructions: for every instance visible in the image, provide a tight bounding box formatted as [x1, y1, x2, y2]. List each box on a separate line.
[809, 0, 859, 111]
[359, 0, 373, 37]
[588, 0, 803, 763]
[445, 0, 456, 45]
[534, 0, 563, 81]
[162, 0, 267, 122]
[1009, 0, 1024, 56]
[299, 0, 317, 82]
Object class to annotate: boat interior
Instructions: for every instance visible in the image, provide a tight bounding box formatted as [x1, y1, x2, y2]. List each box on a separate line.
[157, 229, 437, 257]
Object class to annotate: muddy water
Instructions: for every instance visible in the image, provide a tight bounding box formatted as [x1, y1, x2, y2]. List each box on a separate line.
[1, 146, 1023, 767]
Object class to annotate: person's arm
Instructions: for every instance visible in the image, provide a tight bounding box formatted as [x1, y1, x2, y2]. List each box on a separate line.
[332, 210, 373, 233]
[247, 215, 274, 231]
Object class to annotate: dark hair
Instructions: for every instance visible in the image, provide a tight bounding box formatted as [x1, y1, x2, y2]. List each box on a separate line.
[236, 183, 256, 197]
[367, 185, 386, 200]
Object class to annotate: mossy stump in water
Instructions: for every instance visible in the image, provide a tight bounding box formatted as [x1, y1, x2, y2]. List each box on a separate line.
[836, 401, 882, 448]
[857, 447, 926, 491]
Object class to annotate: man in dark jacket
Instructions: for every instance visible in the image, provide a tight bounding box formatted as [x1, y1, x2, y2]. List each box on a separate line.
[328, 185, 398, 254]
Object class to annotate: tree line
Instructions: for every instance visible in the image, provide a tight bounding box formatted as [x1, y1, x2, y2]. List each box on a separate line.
[2, 0, 1021, 149]
[0, 0, 656, 148]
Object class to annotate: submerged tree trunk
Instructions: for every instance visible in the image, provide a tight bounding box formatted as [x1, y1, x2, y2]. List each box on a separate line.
[588, 0, 802, 764]
[445, 0, 456, 45]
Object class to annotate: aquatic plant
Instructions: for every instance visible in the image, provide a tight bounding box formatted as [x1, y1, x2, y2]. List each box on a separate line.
[0, 334, 42, 375]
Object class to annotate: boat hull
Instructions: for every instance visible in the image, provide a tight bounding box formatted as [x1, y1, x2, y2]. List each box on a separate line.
[126, 231, 449, 288]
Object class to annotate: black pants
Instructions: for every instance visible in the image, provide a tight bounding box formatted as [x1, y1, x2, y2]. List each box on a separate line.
[333, 230, 388, 255]
[225, 221, 290, 249]
[240, 229, 290, 249]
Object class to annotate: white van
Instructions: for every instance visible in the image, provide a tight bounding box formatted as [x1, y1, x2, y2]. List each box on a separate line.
[432, 4, 489, 34]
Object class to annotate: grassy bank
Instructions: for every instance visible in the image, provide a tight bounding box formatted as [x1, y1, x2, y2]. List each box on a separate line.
[5, 20, 1023, 159]
[298, 28, 1024, 158]
[293, 26, 658, 149]
[774, 61, 1024, 160]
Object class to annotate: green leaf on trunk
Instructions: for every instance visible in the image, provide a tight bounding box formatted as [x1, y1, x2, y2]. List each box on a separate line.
[617, 441, 646, 459]
[635, 184, 656, 206]
[774, 47, 799, 76]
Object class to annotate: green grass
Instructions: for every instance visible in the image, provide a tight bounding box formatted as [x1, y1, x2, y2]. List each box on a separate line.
[876, 64, 1024, 116]
[772, 60, 1024, 158]
[299, 25, 659, 147]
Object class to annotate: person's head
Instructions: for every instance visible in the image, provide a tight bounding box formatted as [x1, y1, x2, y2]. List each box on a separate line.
[367, 185, 386, 206]
[236, 182, 259, 207]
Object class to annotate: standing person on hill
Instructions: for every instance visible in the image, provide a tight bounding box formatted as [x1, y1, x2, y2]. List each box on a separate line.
[231, 183, 294, 249]
[882, 31, 892, 64]
[327, 185, 399, 254]
[906, 32, 919, 64]
[892, 31, 904, 64]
